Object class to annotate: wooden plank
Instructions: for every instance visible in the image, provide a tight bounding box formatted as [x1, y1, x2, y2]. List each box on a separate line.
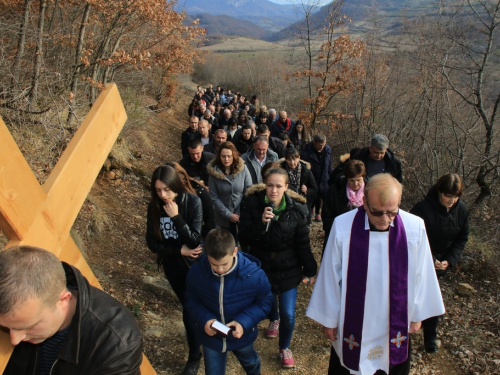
[0, 119, 47, 240]
[42, 84, 127, 236]
[0, 332, 13, 375]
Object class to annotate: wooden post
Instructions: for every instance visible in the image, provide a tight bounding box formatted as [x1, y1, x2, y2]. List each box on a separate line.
[0, 83, 156, 374]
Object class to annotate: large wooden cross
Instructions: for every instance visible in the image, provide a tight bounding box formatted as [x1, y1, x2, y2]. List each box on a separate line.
[0, 84, 156, 374]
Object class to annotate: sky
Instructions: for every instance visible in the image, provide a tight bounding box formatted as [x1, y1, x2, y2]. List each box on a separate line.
[268, 0, 330, 4]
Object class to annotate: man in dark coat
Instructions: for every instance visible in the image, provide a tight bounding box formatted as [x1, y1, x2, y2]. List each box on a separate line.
[181, 116, 200, 158]
[235, 124, 254, 156]
[300, 134, 332, 222]
[256, 124, 287, 158]
[0, 246, 143, 375]
[179, 138, 215, 185]
[352, 134, 403, 183]
[204, 129, 227, 155]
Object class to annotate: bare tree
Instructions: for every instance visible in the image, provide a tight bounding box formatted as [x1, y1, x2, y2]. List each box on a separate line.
[405, 0, 500, 207]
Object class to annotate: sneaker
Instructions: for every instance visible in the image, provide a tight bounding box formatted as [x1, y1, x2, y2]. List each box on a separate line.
[315, 214, 322, 222]
[279, 348, 295, 368]
[266, 320, 279, 338]
[182, 354, 201, 375]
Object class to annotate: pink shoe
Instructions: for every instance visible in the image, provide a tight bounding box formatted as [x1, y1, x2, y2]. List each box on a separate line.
[279, 348, 295, 368]
[266, 320, 279, 338]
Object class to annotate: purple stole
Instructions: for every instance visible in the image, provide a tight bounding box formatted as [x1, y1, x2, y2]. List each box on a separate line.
[342, 207, 409, 370]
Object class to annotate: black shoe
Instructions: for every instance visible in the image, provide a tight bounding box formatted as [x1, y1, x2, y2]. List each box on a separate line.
[182, 355, 201, 375]
[425, 340, 438, 353]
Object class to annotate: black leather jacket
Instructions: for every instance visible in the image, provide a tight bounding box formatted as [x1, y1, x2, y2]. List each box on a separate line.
[146, 191, 203, 265]
[4, 263, 143, 375]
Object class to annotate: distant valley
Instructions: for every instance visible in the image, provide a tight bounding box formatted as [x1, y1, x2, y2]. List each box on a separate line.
[180, 0, 439, 42]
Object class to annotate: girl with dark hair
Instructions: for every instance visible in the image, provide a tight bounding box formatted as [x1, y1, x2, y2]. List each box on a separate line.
[411, 173, 469, 354]
[289, 120, 311, 151]
[237, 109, 250, 126]
[322, 160, 366, 247]
[145, 165, 203, 374]
[165, 162, 216, 239]
[207, 142, 252, 244]
[239, 168, 317, 369]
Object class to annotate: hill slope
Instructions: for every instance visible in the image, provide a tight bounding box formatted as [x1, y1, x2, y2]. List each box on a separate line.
[266, 0, 437, 41]
[176, 0, 300, 31]
[186, 13, 269, 38]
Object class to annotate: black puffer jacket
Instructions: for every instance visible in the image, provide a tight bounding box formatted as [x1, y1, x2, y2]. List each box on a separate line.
[146, 192, 202, 265]
[410, 188, 469, 267]
[4, 263, 143, 375]
[239, 185, 317, 293]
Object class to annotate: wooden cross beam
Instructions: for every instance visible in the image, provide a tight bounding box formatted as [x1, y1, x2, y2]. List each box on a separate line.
[0, 83, 156, 374]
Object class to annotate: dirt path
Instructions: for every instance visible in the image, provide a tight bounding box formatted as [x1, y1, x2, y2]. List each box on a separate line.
[70, 79, 498, 374]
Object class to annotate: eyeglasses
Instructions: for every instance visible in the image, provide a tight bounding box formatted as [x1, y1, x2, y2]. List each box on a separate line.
[367, 204, 399, 218]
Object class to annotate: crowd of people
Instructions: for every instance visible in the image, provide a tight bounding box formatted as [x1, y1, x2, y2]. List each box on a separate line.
[144, 85, 470, 375]
[0, 84, 470, 375]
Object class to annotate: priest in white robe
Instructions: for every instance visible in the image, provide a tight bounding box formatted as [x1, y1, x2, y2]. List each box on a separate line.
[306, 173, 445, 375]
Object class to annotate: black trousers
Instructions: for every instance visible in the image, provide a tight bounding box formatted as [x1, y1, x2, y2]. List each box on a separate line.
[422, 316, 439, 343]
[328, 339, 411, 375]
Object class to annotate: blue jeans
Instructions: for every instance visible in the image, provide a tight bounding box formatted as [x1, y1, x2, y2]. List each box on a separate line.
[268, 287, 297, 349]
[203, 342, 260, 375]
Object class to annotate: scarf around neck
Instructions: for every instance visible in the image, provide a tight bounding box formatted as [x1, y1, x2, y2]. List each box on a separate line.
[346, 180, 365, 208]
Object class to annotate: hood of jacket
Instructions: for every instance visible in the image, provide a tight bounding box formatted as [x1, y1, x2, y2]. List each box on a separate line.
[207, 157, 245, 180]
[244, 183, 307, 204]
[340, 153, 350, 163]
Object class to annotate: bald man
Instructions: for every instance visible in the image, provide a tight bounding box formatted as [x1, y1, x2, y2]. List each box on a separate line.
[307, 174, 444, 375]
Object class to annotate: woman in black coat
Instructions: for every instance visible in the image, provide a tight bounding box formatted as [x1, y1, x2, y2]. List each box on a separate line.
[322, 160, 366, 248]
[410, 173, 469, 353]
[145, 165, 203, 374]
[239, 167, 317, 369]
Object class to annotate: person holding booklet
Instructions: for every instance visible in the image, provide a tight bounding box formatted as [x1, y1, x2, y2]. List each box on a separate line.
[185, 228, 272, 375]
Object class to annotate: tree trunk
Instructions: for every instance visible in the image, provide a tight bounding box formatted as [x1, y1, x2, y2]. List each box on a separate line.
[9, 0, 34, 99]
[67, 2, 91, 126]
[28, 0, 47, 104]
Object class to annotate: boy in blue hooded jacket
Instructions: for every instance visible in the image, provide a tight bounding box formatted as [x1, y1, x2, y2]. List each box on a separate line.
[185, 228, 272, 375]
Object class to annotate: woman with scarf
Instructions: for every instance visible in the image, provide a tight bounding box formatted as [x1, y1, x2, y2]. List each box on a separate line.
[279, 148, 318, 223]
[322, 160, 366, 248]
